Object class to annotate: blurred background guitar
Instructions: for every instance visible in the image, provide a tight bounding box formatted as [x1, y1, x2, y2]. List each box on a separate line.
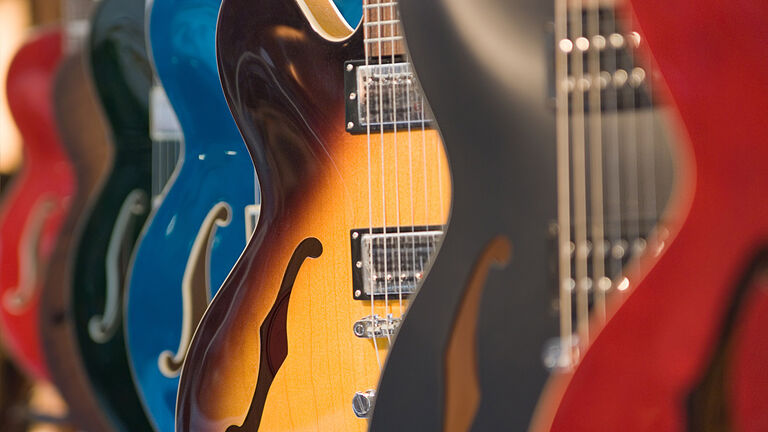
[39, 1, 120, 430]
[0, 27, 73, 383]
[65, 0, 154, 429]
[123, 0, 259, 430]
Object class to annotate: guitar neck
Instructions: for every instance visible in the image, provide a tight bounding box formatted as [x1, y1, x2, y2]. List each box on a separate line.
[363, 0, 406, 58]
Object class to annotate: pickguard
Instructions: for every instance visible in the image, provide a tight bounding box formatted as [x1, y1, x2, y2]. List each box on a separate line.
[227, 237, 323, 432]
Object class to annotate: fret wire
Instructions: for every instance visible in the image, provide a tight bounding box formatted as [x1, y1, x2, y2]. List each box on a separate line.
[365, 19, 400, 26]
[365, 36, 404, 43]
[363, 2, 398, 8]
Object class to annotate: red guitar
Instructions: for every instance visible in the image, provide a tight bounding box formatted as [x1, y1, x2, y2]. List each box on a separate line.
[0, 28, 74, 380]
[538, 1, 768, 429]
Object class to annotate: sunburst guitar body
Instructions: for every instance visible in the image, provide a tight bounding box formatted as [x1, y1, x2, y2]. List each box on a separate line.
[176, 0, 451, 430]
[0, 28, 74, 381]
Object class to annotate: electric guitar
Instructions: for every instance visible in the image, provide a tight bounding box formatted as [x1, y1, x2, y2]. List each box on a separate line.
[39, 2, 121, 430]
[65, 0, 154, 429]
[370, 0, 768, 430]
[176, 0, 451, 430]
[124, 1, 363, 429]
[123, 0, 259, 430]
[0, 28, 74, 381]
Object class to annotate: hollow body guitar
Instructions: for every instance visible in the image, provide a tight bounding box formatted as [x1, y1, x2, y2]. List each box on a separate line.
[123, 0, 259, 430]
[40, 34, 118, 431]
[68, 0, 154, 429]
[371, 0, 768, 431]
[0, 29, 74, 381]
[176, 0, 451, 430]
[124, 1, 360, 430]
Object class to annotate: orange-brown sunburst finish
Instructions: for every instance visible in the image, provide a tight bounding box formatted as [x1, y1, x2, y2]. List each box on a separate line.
[177, 0, 451, 430]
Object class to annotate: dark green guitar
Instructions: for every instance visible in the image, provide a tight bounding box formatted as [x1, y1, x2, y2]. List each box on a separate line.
[69, 0, 153, 429]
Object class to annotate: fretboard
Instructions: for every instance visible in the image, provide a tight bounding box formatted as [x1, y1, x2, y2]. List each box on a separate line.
[363, 0, 406, 58]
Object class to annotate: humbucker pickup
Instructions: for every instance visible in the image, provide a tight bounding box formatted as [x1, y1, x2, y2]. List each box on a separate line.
[344, 59, 434, 134]
[350, 226, 444, 300]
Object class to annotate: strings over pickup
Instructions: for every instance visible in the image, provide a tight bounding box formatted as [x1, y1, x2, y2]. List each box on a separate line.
[548, 8, 657, 111]
[344, 59, 434, 134]
[350, 226, 444, 300]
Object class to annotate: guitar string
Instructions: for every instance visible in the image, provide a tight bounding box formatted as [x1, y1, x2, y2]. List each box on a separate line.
[630, 11, 658, 245]
[419, 65, 429, 297]
[613, 7, 633, 292]
[362, 0, 382, 369]
[586, 0, 607, 323]
[570, 0, 590, 352]
[554, 0, 661, 369]
[374, 0, 393, 345]
[388, 1, 405, 315]
[643, 38, 658, 244]
[626, 3, 657, 279]
[605, 5, 623, 292]
[554, 0, 573, 369]
[405, 19, 418, 332]
[622, 20, 641, 277]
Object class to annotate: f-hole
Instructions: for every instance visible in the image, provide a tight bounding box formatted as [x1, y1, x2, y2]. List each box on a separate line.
[227, 237, 323, 432]
[688, 249, 768, 431]
[444, 235, 512, 432]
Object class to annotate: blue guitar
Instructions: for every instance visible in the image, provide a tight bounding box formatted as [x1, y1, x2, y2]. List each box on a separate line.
[124, 0, 361, 431]
[123, 0, 257, 431]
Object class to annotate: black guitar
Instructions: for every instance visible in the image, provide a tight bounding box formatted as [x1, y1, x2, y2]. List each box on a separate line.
[67, 0, 154, 429]
[369, 0, 677, 430]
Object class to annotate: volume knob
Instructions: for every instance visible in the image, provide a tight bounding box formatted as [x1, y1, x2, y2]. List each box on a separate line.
[352, 389, 376, 418]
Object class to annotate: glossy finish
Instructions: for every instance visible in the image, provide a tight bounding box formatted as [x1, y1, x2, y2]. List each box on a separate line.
[372, 0, 768, 431]
[40, 46, 116, 432]
[370, 0, 558, 429]
[69, 0, 153, 429]
[542, 1, 768, 429]
[0, 28, 74, 380]
[332, 0, 362, 27]
[176, 0, 450, 430]
[124, 0, 257, 429]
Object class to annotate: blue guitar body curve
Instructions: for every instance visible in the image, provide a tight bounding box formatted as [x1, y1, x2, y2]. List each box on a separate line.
[123, 1, 258, 431]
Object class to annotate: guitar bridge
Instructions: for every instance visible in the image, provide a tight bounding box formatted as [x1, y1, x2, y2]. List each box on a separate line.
[353, 314, 402, 339]
[350, 226, 444, 300]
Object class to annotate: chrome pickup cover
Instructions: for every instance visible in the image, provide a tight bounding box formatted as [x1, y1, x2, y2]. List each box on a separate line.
[344, 60, 433, 134]
[350, 226, 444, 300]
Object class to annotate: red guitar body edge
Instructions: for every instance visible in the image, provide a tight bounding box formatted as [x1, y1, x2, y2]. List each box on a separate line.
[533, 1, 768, 430]
[0, 28, 74, 381]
